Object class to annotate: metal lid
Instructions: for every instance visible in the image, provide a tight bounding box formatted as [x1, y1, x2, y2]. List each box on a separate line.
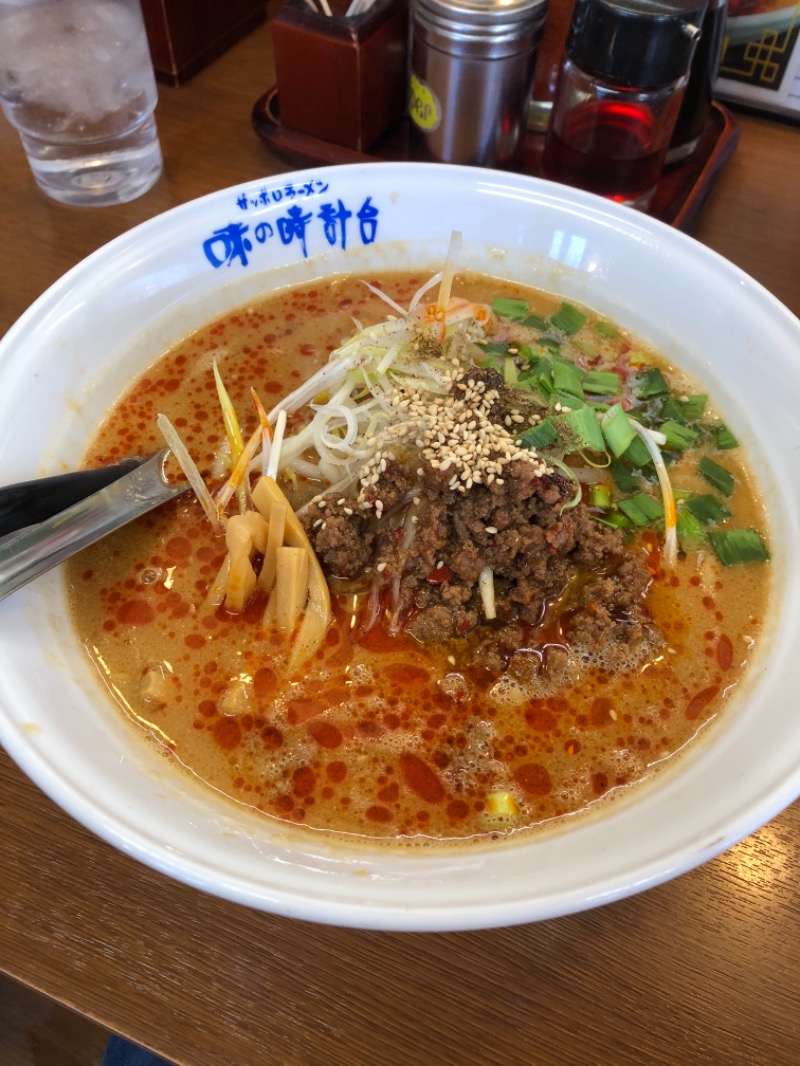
[413, 0, 549, 44]
[567, 0, 707, 89]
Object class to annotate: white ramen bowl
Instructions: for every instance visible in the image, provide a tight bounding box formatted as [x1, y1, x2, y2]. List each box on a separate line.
[0, 163, 798, 932]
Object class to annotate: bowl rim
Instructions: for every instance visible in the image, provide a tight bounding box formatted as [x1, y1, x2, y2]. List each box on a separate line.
[1, 161, 799, 931]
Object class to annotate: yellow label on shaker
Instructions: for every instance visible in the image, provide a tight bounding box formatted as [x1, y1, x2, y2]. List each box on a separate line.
[409, 71, 441, 132]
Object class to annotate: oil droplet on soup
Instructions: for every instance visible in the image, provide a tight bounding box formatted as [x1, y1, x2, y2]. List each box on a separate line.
[65, 273, 770, 846]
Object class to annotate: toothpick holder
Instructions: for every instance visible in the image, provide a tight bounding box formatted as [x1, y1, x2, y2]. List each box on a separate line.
[271, 0, 408, 152]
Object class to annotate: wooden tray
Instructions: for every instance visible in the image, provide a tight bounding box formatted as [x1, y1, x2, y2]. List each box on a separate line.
[252, 87, 739, 233]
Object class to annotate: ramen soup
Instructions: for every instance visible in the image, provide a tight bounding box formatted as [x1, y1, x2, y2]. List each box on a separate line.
[66, 263, 771, 844]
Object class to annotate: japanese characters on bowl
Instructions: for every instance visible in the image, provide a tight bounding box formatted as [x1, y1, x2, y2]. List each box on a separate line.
[202, 177, 379, 269]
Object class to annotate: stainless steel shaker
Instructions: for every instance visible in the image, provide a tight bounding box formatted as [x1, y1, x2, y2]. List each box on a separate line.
[409, 0, 549, 168]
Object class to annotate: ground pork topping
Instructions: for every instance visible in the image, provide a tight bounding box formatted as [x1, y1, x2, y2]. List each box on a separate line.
[302, 447, 658, 660]
[349, 366, 549, 516]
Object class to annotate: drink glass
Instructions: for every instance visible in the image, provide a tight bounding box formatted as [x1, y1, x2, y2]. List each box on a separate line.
[0, 0, 163, 207]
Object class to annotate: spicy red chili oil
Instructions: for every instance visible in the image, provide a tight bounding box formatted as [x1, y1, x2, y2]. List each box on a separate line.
[65, 273, 769, 844]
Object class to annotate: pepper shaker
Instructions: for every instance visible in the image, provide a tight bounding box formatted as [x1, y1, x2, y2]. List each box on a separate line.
[409, 0, 549, 168]
[542, 0, 706, 208]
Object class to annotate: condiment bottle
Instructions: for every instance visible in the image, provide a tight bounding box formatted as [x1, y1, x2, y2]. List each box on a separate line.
[666, 0, 727, 164]
[409, 0, 549, 168]
[541, 0, 706, 209]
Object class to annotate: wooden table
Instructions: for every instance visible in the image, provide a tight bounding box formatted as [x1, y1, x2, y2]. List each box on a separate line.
[2, 15, 799, 1066]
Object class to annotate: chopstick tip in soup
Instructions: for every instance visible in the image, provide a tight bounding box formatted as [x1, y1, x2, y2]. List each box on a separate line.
[65, 243, 771, 844]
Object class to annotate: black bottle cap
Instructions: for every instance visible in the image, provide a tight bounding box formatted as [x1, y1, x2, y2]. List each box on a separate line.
[567, 0, 708, 90]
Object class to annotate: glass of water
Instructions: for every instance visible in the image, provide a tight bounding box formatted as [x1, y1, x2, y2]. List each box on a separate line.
[0, 0, 163, 207]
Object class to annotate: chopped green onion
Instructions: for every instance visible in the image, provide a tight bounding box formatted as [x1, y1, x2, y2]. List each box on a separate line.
[594, 321, 618, 339]
[660, 420, 699, 451]
[492, 297, 529, 321]
[610, 459, 638, 493]
[593, 511, 631, 531]
[519, 420, 560, 449]
[522, 314, 548, 330]
[516, 355, 550, 387]
[661, 394, 708, 423]
[527, 355, 552, 375]
[549, 303, 587, 335]
[617, 493, 664, 527]
[582, 370, 622, 395]
[686, 494, 732, 524]
[565, 406, 605, 452]
[533, 373, 555, 399]
[503, 357, 519, 386]
[677, 394, 708, 422]
[474, 354, 503, 371]
[480, 341, 509, 356]
[708, 529, 770, 566]
[633, 368, 669, 398]
[509, 342, 534, 362]
[623, 435, 654, 470]
[698, 456, 735, 497]
[538, 337, 562, 354]
[715, 424, 739, 450]
[601, 404, 637, 457]
[589, 483, 613, 508]
[554, 390, 585, 411]
[552, 360, 584, 399]
[676, 509, 705, 551]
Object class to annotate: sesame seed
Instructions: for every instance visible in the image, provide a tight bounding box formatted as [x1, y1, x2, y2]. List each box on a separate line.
[376, 561, 387, 572]
[485, 525, 497, 534]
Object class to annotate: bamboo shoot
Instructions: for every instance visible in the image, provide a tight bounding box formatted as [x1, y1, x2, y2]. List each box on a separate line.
[259, 500, 287, 591]
[272, 546, 309, 632]
[252, 476, 332, 667]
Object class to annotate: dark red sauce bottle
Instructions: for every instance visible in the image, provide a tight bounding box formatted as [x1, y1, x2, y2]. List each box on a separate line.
[542, 0, 707, 209]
